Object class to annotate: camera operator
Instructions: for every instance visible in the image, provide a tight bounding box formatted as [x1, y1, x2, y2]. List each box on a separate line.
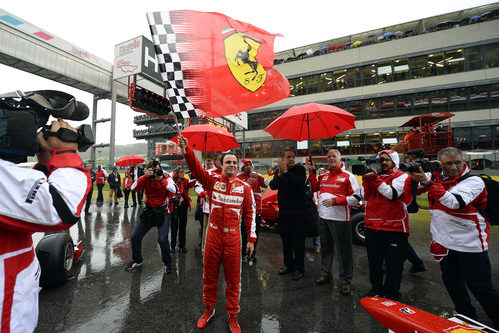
[0, 118, 91, 332]
[361, 150, 410, 300]
[126, 161, 177, 274]
[409, 147, 499, 327]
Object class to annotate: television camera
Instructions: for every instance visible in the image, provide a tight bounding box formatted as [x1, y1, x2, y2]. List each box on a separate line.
[399, 149, 441, 173]
[351, 156, 386, 176]
[0, 90, 94, 162]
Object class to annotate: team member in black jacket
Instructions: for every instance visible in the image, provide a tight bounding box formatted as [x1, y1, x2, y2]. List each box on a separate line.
[269, 150, 307, 281]
[108, 167, 121, 205]
[129, 163, 145, 206]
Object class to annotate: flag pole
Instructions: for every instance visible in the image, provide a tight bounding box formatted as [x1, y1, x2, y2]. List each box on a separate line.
[170, 110, 185, 154]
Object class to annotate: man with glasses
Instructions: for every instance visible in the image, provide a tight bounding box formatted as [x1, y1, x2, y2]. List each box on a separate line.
[410, 147, 499, 328]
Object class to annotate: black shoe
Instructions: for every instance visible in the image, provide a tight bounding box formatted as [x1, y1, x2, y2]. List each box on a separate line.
[180, 248, 187, 253]
[171, 247, 177, 253]
[315, 276, 331, 285]
[292, 271, 303, 281]
[409, 264, 428, 274]
[249, 257, 257, 265]
[278, 266, 290, 275]
[131, 204, 137, 207]
[382, 292, 401, 301]
[109, 203, 113, 206]
[115, 202, 119, 205]
[366, 289, 382, 297]
[340, 283, 351, 296]
[164, 265, 173, 274]
[124, 205, 129, 208]
[125, 261, 142, 271]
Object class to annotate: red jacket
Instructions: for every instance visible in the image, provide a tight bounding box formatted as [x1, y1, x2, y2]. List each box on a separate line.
[237, 171, 269, 214]
[131, 174, 177, 211]
[184, 146, 256, 243]
[96, 169, 106, 185]
[362, 169, 410, 233]
[174, 178, 196, 209]
[122, 177, 134, 190]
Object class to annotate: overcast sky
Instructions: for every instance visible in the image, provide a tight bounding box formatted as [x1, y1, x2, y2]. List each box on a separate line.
[0, 0, 494, 145]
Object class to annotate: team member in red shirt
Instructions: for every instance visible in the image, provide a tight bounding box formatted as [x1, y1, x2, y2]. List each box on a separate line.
[308, 149, 360, 295]
[361, 150, 409, 300]
[95, 165, 107, 205]
[178, 136, 255, 333]
[126, 161, 177, 273]
[237, 158, 269, 265]
[122, 171, 134, 208]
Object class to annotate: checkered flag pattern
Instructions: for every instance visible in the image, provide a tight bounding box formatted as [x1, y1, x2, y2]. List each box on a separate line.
[147, 11, 199, 119]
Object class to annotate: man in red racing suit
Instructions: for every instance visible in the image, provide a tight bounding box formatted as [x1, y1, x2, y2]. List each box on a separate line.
[178, 136, 255, 333]
[0, 119, 91, 333]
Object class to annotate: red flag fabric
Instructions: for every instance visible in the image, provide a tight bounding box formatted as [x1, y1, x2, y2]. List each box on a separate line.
[147, 10, 290, 119]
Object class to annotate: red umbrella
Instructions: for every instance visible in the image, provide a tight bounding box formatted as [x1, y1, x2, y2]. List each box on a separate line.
[264, 103, 356, 142]
[115, 155, 145, 167]
[171, 124, 239, 152]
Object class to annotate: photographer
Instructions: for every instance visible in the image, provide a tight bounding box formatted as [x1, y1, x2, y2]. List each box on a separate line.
[409, 147, 499, 327]
[361, 150, 409, 301]
[126, 161, 177, 274]
[0, 118, 91, 332]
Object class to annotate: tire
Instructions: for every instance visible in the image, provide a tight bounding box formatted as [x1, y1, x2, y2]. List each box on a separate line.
[35, 233, 75, 288]
[351, 212, 366, 246]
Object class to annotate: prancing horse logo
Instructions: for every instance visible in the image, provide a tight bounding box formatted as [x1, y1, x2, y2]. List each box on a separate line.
[224, 32, 266, 92]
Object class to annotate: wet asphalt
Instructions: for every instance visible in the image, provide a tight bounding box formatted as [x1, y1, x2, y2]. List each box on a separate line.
[33, 204, 499, 333]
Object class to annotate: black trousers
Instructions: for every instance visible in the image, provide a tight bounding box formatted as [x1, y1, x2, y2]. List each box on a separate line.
[84, 185, 93, 212]
[241, 214, 262, 259]
[406, 241, 425, 267]
[365, 228, 408, 299]
[440, 249, 499, 327]
[279, 214, 306, 273]
[123, 189, 131, 205]
[131, 190, 144, 205]
[171, 203, 188, 249]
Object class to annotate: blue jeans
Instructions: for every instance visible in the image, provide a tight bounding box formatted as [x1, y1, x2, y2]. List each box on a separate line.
[131, 213, 172, 267]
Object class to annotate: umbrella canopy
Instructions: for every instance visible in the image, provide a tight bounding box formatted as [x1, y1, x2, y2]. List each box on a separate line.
[264, 103, 356, 142]
[171, 124, 239, 152]
[115, 155, 145, 167]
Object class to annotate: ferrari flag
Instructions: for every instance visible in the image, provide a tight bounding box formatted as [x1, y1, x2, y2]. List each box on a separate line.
[146, 10, 290, 119]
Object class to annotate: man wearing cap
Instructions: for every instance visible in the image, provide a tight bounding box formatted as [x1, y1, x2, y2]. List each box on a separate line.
[237, 158, 269, 265]
[361, 150, 410, 300]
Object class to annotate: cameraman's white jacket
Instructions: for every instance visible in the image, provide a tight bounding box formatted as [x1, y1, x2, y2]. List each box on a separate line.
[0, 150, 91, 333]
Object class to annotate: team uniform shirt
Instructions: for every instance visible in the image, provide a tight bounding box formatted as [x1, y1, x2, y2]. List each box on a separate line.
[173, 177, 196, 209]
[0, 150, 91, 333]
[418, 164, 489, 253]
[237, 160, 269, 215]
[309, 164, 360, 221]
[122, 177, 134, 190]
[184, 146, 255, 314]
[131, 174, 177, 211]
[95, 169, 107, 185]
[361, 150, 410, 234]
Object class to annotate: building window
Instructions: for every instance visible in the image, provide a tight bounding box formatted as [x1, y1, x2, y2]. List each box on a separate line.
[469, 85, 488, 110]
[333, 69, 346, 90]
[491, 83, 499, 109]
[396, 95, 412, 117]
[307, 74, 320, 94]
[485, 43, 499, 68]
[465, 46, 483, 71]
[431, 90, 449, 112]
[380, 96, 396, 117]
[449, 88, 468, 112]
[377, 61, 393, 84]
[445, 49, 465, 74]
[409, 55, 427, 79]
[472, 126, 492, 150]
[393, 58, 409, 81]
[319, 72, 333, 92]
[428, 52, 445, 76]
[350, 134, 365, 155]
[366, 133, 382, 154]
[453, 127, 472, 150]
[382, 132, 398, 150]
[348, 101, 363, 118]
[288, 78, 295, 97]
[295, 77, 306, 96]
[336, 135, 350, 155]
[364, 99, 379, 118]
[361, 64, 376, 86]
[248, 113, 260, 130]
[346, 67, 361, 88]
[413, 92, 430, 115]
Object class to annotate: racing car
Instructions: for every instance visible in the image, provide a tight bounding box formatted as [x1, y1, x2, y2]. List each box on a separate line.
[261, 189, 366, 245]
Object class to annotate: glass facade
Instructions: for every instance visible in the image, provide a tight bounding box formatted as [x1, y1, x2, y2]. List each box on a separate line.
[285, 43, 499, 96]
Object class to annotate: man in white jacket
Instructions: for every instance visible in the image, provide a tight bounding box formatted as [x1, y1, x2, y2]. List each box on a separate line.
[0, 119, 91, 333]
[410, 147, 499, 328]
